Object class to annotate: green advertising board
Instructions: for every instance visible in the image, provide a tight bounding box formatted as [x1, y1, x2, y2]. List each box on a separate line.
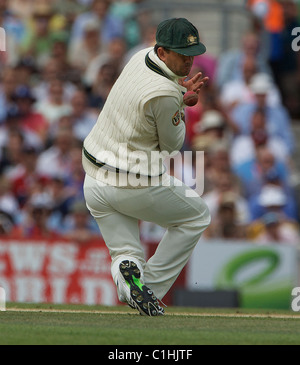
[187, 241, 298, 309]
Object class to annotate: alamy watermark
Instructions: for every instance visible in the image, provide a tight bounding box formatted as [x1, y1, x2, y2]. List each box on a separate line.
[0, 287, 5, 311]
[92, 144, 205, 197]
[291, 287, 300, 312]
[292, 27, 300, 52]
[0, 27, 6, 52]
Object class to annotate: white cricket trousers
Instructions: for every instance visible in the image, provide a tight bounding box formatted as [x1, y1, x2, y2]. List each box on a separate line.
[83, 174, 211, 300]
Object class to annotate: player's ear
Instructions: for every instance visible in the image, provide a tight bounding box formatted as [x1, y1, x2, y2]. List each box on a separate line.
[156, 46, 168, 62]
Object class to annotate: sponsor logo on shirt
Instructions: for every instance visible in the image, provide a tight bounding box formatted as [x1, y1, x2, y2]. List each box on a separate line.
[172, 110, 184, 126]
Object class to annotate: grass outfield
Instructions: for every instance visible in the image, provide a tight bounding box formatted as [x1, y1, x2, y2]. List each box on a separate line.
[0, 302, 300, 345]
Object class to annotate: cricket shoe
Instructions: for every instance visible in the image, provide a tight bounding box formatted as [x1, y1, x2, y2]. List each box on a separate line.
[118, 260, 164, 316]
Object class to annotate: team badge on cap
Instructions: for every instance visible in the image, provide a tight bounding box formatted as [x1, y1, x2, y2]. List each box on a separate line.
[187, 35, 198, 46]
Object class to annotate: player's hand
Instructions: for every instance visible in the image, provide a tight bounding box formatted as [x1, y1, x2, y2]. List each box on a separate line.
[178, 72, 209, 94]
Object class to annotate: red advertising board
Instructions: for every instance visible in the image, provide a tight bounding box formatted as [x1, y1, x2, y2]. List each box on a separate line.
[0, 238, 186, 306]
[0, 238, 118, 305]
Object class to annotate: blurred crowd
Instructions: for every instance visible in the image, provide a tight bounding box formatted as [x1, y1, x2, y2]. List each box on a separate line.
[0, 0, 299, 246]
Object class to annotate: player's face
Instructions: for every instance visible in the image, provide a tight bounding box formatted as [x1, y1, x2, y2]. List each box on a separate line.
[159, 48, 194, 77]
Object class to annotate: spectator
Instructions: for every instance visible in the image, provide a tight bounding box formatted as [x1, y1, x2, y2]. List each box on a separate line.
[249, 72, 282, 106]
[220, 61, 281, 111]
[32, 57, 77, 103]
[8, 0, 38, 20]
[220, 55, 258, 112]
[21, 3, 58, 68]
[84, 36, 127, 87]
[42, 138, 85, 217]
[109, 0, 142, 49]
[68, 19, 103, 73]
[247, 210, 300, 246]
[123, 22, 157, 65]
[202, 141, 233, 194]
[50, 32, 81, 85]
[191, 110, 231, 152]
[230, 107, 290, 170]
[10, 191, 62, 239]
[34, 78, 72, 126]
[69, 89, 97, 141]
[8, 145, 48, 208]
[202, 170, 251, 230]
[69, 0, 124, 49]
[35, 127, 77, 180]
[216, 31, 272, 90]
[0, 210, 14, 236]
[248, 182, 299, 221]
[12, 85, 49, 144]
[185, 86, 239, 150]
[231, 74, 294, 154]
[52, 0, 88, 30]
[0, 129, 25, 175]
[86, 62, 119, 110]
[0, 66, 18, 122]
[234, 146, 291, 198]
[0, 174, 19, 222]
[247, 0, 285, 64]
[48, 113, 73, 141]
[58, 199, 100, 243]
[45, 175, 75, 219]
[204, 192, 249, 240]
[272, 0, 300, 117]
[13, 57, 37, 88]
[0, 106, 43, 154]
[63, 142, 86, 209]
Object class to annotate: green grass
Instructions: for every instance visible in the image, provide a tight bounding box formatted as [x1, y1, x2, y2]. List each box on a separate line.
[0, 302, 299, 345]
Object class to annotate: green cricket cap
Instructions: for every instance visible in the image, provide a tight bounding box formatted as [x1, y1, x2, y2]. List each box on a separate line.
[156, 18, 206, 56]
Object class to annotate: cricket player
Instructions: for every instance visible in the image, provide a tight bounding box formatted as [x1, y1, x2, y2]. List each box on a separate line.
[82, 18, 211, 316]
